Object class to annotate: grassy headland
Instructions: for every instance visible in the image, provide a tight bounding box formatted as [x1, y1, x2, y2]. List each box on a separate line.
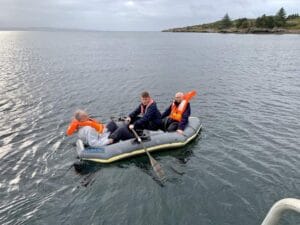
[163, 8, 300, 34]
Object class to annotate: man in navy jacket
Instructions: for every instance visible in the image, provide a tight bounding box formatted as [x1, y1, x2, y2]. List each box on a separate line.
[109, 91, 162, 143]
[127, 91, 162, 130]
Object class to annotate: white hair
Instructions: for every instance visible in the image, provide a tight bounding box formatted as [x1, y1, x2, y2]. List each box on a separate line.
[175, 92, 184, 98]
[74, 109, 88, 121]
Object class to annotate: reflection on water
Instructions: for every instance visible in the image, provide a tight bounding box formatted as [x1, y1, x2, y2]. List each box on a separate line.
[0, 31, 299, 225]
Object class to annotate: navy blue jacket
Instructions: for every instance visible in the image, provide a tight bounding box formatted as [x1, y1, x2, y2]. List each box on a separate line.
[129, 101, 162, 129]
[161, 102, 191, 130]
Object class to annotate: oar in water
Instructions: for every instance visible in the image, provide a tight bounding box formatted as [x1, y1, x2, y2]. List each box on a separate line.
[130, 127, 166, 181]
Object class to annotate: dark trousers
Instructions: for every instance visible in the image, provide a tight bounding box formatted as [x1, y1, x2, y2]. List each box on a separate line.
[109, 118, 160, 143]
[106, 121, 118, 133]
[162, 118, 179, 132]
[131, 117, 160, 131]
[108, 123, 135, 143]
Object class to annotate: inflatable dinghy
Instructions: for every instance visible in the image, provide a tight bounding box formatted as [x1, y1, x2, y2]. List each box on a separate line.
[76, 117, 202, 163]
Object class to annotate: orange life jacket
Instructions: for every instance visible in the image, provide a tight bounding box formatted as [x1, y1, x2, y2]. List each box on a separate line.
[140, 98, 154, 115]
[66, 118, 105, 136]
[169, 90, 196, 122]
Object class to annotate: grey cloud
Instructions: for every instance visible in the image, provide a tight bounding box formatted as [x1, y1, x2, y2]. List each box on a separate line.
[0, 0, 299, 30]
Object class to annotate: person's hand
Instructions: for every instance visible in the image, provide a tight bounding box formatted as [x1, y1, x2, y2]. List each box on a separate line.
[129, 124, 134, 130]
[176, 129, 184, 135]
[125, 117, 131, 124]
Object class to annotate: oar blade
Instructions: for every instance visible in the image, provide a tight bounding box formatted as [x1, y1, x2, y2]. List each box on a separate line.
[130, 127, 166, 181]
[149, 156, 166, 181]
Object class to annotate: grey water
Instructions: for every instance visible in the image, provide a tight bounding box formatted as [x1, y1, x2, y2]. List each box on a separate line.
[0, 31, 299, 225]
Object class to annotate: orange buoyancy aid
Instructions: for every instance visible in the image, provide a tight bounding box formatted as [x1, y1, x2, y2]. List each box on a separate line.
[169, 90, 197, 122]
[66, 118, 105, 136]
[140, 98, 154, 115]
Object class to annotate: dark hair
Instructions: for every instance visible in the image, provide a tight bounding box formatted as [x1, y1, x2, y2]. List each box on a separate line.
[141, 91, 150, 98]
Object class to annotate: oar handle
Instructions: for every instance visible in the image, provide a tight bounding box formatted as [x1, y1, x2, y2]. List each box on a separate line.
[130, 127, 151, 157]
[130, 127, 142, 143]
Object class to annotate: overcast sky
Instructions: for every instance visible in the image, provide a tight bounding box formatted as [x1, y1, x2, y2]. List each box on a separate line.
[0, 0, 299, 31]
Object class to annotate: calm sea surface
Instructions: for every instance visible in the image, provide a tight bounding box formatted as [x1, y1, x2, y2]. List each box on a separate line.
[0, 31, 299, 225]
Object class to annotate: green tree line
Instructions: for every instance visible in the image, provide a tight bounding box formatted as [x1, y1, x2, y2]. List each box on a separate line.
[220, 7, 299, 29]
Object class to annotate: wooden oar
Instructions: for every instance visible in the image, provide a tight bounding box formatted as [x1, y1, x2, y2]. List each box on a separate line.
[130, 127, 166, 181]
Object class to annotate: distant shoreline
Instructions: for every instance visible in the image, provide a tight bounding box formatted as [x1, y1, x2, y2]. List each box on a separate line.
[0, 27, 100, 32]
[163, 8, 300, 34]
[0, 27, 158, 32]
[162, 28, 300, 34]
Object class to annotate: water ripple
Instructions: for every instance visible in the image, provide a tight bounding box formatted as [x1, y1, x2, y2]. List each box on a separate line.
[0, 31, 299, 225]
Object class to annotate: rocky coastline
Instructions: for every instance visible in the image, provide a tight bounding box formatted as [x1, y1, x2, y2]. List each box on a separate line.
[162, 27, 300, 34]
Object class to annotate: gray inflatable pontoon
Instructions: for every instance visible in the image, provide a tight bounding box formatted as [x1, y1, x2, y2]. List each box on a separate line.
[76, 117, 202, 163]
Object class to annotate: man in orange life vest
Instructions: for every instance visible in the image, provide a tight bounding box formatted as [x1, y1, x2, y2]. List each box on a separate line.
[66, 110, 118, 147]
[161, 91, 196, 134]
[108, 91, 162, 143]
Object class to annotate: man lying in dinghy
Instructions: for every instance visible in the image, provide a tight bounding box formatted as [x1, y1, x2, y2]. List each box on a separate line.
[161, 90, 196, 134]
[66, 110, 118, 147]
